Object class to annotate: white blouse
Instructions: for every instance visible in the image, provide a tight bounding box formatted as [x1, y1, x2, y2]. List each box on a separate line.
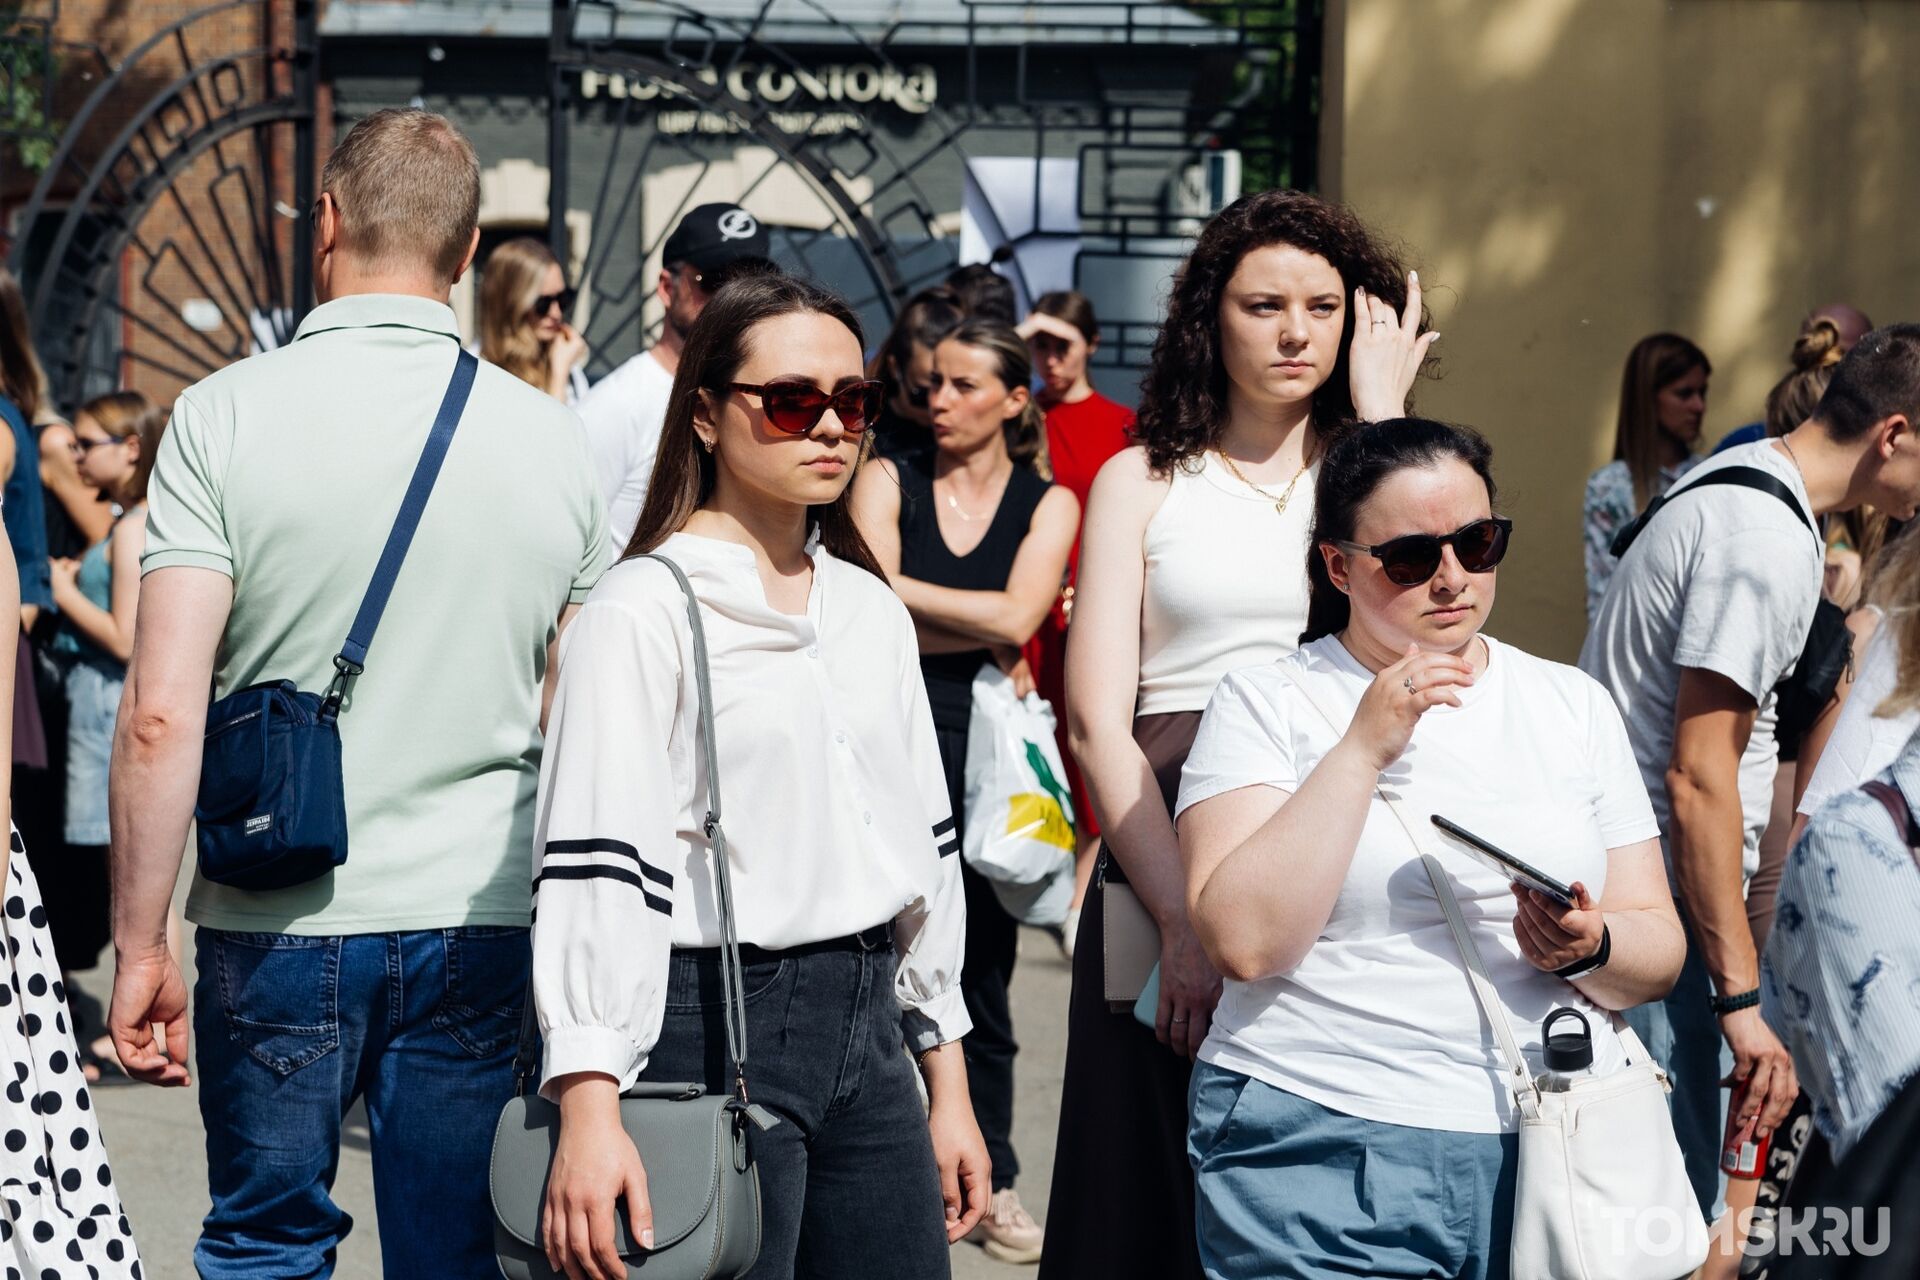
[531, 530, 970, 1096]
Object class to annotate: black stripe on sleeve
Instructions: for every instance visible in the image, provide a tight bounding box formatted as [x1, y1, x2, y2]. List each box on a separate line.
[543, 837, 674, 889]
[534, 864, 673, 916]
[937, 835, 961, 858]
[932, 816, 957, 839]
[546, 836, 641, 863]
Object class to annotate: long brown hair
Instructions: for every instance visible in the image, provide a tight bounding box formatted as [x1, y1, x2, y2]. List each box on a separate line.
[1612, 333, 1709, 510]
[624, 273, 885, 578]
[479, 236, 562, 389]
[78, 390, 169, 503]
[940, 319, 1049, 477]
[0, 266, 47, 423]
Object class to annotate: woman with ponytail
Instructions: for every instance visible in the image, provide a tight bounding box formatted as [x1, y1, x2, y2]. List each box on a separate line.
[1179, 419, 1684, 1280]
[853, 318, 1079, 1263]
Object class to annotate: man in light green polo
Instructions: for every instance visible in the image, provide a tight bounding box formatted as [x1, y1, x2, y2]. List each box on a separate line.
[107, 108, 609, 1277]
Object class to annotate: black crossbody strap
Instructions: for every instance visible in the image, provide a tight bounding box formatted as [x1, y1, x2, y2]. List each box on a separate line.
[1609, 465, 1817, 560]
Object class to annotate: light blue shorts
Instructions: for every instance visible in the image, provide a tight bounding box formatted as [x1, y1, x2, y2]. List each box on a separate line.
[63, 658, 124, 846]
[1187, 1061, 1517, 1280]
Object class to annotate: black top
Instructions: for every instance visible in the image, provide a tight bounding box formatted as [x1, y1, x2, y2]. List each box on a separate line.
[896, 452, 1051, 732]
[37, 424, 91, 562]
[870, 402, 934, 466]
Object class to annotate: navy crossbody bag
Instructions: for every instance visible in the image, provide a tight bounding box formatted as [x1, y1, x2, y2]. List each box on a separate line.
[194, 349, 478, 891]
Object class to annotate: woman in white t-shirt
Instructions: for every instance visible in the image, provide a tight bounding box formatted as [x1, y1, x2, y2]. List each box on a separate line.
[1177, 418, 1686, 1280]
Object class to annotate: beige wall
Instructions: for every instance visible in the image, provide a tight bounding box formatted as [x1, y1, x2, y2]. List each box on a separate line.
[1322, 0, 1920, 660]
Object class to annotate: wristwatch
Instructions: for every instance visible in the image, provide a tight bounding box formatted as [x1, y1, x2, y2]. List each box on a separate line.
[1553, 923, 1611, 980]
[1709, 988, 1760, 1016]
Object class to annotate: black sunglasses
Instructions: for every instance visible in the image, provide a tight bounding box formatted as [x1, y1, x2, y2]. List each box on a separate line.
[728, 379, 885, 436]
[531, 287, 578, 318]
[1335, 517, 1514, 587]
[905, 382, 932, 409]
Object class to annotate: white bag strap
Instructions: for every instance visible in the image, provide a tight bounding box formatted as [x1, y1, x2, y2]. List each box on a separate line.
[1275, 667, 1658, 1111]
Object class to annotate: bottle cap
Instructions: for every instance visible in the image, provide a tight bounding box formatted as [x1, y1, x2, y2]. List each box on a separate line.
[1542, 1008, 1594, 1072]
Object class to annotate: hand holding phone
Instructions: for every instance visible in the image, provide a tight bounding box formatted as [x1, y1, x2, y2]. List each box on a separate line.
[1429, 814, 1576, 907]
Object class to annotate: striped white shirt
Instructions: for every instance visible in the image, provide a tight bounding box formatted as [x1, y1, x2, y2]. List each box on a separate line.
[531, 530, 970, 1095]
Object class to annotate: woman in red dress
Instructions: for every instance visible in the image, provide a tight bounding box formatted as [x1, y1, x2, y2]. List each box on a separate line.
[1019, 291, 1134, 949]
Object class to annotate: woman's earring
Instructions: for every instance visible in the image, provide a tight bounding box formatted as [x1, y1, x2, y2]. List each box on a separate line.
[700, 436, 714, 454]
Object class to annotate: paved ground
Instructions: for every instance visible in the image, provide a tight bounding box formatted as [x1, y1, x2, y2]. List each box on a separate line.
[79, 892, 1075, 1280]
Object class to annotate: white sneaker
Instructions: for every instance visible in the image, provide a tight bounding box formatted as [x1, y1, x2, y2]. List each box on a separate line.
[967, 1187, 1045, 1264]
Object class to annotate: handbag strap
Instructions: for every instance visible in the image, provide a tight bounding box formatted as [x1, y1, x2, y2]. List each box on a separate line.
[509, 551, 754, 1107]
[322, 347, 479, 717]
[1276, 666, 1662, 1114]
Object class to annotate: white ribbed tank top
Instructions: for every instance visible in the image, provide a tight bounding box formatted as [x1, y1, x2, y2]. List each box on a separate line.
[1135, 452, 1315, 716]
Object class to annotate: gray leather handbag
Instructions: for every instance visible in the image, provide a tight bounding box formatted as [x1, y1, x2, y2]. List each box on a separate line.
[491, 552, 777, 1280]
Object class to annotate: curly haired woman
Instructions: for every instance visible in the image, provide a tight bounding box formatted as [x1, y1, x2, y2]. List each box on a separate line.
[1036, 190, 1435, 1279]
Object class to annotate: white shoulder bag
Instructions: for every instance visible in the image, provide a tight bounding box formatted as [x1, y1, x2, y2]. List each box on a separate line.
[1282, 672, 1708, 1280]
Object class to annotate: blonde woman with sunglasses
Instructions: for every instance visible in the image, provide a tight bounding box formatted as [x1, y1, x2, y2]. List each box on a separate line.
[478, 236, 587, 403]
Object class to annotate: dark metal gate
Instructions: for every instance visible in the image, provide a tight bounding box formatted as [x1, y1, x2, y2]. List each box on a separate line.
[4, 0, 1314, 407]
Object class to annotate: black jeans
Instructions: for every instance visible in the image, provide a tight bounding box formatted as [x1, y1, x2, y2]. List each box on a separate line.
[640, 942, 950, 1280]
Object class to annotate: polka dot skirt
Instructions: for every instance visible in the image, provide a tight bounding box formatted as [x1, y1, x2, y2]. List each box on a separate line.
[0, 830, 141, 1279]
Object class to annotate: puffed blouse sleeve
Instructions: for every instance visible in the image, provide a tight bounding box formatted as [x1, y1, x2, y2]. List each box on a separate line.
[530, 589, 685, 1099]
[889, 606, 972, 1054]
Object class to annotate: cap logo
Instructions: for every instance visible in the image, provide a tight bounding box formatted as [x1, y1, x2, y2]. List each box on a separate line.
[717, 209, 759, 241]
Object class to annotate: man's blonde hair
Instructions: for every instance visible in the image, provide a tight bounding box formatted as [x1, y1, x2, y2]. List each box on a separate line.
[319, 108, 480, 283]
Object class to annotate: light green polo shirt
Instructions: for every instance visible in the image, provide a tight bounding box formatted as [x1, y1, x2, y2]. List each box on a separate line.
[144, 294, 611, 935]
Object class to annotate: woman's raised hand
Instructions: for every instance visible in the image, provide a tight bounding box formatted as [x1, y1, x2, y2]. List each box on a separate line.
[1341, 643, 1474, 773]
[1347, 270, 1438, 423]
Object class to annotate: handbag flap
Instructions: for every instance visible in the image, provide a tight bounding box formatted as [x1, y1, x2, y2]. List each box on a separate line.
[491, 1090, 732, 1254]
[196, 682, 299, 820]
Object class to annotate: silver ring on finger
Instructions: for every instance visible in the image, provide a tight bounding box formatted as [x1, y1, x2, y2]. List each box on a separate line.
[1373, 319, 1390, 328]
[1403, 675, 1417, 695]
[1170, 1013, 1191, 1023]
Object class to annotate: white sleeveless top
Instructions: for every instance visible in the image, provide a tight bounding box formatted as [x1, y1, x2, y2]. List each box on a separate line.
[1136, 452, 1315, 716]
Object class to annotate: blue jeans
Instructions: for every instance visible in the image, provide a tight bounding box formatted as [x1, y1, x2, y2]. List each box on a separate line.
[1623, 916, 1733, 1222]
[1188, 1063, 1517, 1280]
[192, 925, 528, 1278]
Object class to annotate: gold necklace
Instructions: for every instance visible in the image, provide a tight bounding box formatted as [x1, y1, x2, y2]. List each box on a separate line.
[1217, 447, 1314, 515]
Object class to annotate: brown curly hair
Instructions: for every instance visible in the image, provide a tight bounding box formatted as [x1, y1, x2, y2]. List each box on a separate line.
[1135, 190, 1426, 474]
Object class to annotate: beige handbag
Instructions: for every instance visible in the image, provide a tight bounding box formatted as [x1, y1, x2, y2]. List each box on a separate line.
[1100, 861, 1160, 1009]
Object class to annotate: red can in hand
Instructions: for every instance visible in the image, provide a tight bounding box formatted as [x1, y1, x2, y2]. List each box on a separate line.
[1721, 1077, 1771, 1180]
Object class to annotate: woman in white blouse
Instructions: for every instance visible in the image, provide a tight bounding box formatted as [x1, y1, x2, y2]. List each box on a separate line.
[533, 272, 990, 1279]
[1177, 418, 1686, 1280]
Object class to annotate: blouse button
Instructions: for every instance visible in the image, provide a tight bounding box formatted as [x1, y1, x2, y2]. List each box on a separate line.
[835, 731, 847, 745]
[862, 811, 873, 825]
[808, 645, 820, 658]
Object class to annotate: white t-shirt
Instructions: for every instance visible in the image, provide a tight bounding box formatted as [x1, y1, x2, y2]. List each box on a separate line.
[1175, 634, 1660, 1133]
[1799, 611, 1920, 817]
[577, 349, 676, 557]
[1577, 441, 1823, 880]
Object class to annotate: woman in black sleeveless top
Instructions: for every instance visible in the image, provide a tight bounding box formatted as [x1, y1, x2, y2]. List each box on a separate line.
[855, 319, 1079, 1263]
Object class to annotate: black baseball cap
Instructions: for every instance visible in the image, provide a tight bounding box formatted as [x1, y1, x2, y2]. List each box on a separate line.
[662, 203, 772, 272]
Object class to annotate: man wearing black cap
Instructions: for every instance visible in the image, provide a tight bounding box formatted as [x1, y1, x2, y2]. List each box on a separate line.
[577, 201, 773, 555]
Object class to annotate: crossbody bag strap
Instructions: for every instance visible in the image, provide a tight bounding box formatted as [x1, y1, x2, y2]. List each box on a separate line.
[639, 553, 752, 1107]
[509, 552, 754, 1104]
[323, 347, 479, 717]
[1276, 669, 1540, 1110]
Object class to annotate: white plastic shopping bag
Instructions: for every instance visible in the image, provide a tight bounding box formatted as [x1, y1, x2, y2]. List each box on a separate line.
[961, 666, 1077, 926]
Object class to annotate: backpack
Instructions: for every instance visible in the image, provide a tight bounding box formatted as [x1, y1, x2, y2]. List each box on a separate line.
[1609, 465, 1851, 753]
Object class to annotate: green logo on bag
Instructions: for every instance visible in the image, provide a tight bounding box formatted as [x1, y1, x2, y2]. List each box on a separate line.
[1015, 740, 1076, 847]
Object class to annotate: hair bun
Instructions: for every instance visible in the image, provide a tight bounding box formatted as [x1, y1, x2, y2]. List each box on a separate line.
[1792, 317, 1845, 372]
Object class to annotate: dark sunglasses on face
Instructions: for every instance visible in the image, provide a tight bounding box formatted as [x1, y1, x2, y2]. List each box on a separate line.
[728, 379, 885, 436]
[1335, 517, 1514, 587]
[905, 381, 932, 409]
[530, 287, 578, 318]
[71, 437, 119, 456]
